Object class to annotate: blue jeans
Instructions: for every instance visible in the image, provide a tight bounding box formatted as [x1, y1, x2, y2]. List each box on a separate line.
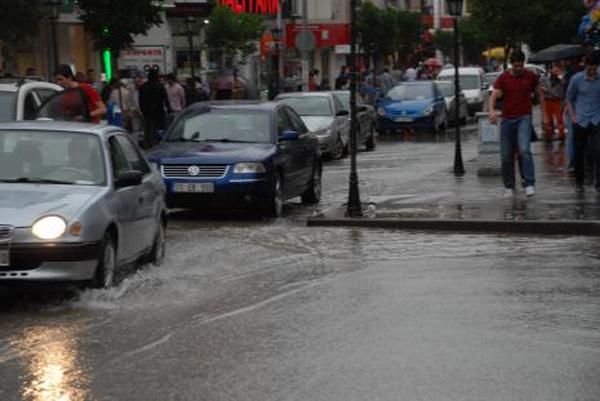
[501, 116, 535, 188]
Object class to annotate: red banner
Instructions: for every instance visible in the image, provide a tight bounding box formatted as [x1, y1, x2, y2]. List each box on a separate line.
[285, 24, 350, 49]
[218, 0, 280, 14]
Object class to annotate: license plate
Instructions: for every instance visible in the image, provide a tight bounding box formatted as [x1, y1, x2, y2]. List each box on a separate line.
[174, 183, 215, 193]
[395, 117, 413, 122]
[0, 249, 8, 267]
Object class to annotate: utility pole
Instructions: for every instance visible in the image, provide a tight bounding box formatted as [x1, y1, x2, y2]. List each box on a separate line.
[301, 0, 309, 91]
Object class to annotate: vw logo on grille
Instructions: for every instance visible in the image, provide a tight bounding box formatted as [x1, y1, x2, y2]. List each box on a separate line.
[187, 165, 201, 176]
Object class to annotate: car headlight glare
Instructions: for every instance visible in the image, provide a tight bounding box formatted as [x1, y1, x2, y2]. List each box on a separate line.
[233, 162, 266, 174]
[32, 216, 67, 240]
[377, 107, 386, 117]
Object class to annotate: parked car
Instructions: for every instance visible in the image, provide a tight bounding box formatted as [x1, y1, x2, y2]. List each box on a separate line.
[437, 67, 488, 116]
[376, 81, 447, 134]
[434, 81, 469, 126]
[330, 90, 377, 151]
[0, 122, 167, 288]
[146, 101, 322, 217]
[0, 80, 65, 122]
[274, 92, 350, 160]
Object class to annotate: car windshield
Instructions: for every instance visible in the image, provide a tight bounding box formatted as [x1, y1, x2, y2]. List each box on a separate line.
[167, 110, 271, 143]
[387, 84, 433, 101]
[277, 96, 333, 116]
[435, 82, 455, 97]
[439, 74, 481, 90]
[0, 92, 16, 122]
[0, 130, 106, 185]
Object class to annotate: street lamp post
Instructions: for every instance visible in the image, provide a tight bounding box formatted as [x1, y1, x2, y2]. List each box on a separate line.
[446, 0, 465, 177]
[186, 16, 197, 84]
[271, 27, 282, 98]
[43, 0, 62, 78]
[346, 0, 362, 217]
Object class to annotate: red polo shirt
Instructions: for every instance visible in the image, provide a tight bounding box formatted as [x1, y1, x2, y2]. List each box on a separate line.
[495, 69, 539, 119]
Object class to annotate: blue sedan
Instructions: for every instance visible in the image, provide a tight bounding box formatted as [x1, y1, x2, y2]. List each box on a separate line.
[147, 102, 322, 217]
[376, 81, 448, 134]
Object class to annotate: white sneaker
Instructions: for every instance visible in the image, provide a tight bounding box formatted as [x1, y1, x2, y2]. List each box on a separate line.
[503, 188, 514, 198]
[525, 186, 535, 197]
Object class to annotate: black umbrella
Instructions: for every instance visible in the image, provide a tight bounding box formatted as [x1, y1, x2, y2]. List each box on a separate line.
[529, 44, 584, 63]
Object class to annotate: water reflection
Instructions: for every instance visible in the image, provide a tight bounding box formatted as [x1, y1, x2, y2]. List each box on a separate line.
[13, 324, 92, 401]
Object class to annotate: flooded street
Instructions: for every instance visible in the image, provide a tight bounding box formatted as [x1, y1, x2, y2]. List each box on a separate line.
[1, 135, 600, 401]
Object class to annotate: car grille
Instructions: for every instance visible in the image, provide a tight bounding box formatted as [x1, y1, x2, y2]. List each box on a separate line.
[0, 225, 14, 241]
[161, 164, 229, 179]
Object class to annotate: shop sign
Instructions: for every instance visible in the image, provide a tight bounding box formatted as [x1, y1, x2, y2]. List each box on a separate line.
[119, 46, 167, 73]
[217, 0, 280, 14]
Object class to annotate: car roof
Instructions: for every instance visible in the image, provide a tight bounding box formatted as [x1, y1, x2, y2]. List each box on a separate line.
[276, 92, 334, 98]
[0, 121, 123, 137]
[439, 67, 482, 76]
[0, 83, 19, 93]
[185, 100, 279, 113]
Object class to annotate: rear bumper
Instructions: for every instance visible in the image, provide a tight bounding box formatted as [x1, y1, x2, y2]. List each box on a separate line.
[0, 242, 101, 282]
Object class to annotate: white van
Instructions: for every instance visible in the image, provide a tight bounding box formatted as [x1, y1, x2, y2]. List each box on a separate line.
[437, 67, 488, 116]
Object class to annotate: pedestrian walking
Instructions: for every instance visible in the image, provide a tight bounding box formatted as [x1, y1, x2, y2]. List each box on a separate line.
[541, 63, 566, 142]
[165, 73, 186, 115]
[53, 64, 107, 124]
[335, 66, 349, 90]
[139, 69, 172, 149]
[489, 50, 547, 197]
[378, 68, 396, 95]
[562, 57, 584, 174]
[107, 78, 134, 130]
[308, 69, 320, 91]
[565, 51, 600, 192]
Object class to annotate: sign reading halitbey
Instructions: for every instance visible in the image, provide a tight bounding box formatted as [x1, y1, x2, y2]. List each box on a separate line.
[218, 0, 280, 14]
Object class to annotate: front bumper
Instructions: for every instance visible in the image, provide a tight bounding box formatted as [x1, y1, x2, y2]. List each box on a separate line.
[376, 115, 436, 132]
[165, 177, 272, 209]
[0, 242, 101, 282]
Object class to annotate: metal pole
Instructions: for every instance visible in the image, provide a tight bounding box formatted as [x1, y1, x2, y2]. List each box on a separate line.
[453, 16, 465, 177]
[277, 0, 283, 91]
[187, 17, 196, 83]
[346, 0, 362, 217]
[301, 0, 309, 91]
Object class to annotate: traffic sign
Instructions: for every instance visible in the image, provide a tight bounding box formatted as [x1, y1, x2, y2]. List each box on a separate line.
[295, 31, 316, 53]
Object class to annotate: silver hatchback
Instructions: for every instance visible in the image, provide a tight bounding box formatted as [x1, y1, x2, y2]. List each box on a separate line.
[0, 122, 167, 287]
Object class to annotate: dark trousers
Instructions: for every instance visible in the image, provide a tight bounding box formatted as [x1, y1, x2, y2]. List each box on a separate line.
[142, 115, 166, 149]
[573, 123, 600, 188]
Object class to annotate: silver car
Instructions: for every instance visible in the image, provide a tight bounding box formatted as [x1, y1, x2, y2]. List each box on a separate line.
[275, 92, 350, 160]
[0, 122, 167, 287]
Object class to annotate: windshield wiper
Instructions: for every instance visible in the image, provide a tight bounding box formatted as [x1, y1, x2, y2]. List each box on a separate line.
[203, 138, 255, 143]
[0, 177, 75, 185]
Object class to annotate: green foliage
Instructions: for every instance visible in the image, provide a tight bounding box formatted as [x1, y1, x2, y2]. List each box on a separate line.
[205, 5, 265, 68]
[469, 0, 586, 52]
[0, 0, 44, 44]
[76, 0, 163, 55]
[357, 1, 423, 66]
[433, 29, 454, 61]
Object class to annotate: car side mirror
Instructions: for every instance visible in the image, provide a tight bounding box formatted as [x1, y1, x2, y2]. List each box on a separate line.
[116, 170, 143, 188]
[281, 129, 300, 141]
[336, 110, 349, 117]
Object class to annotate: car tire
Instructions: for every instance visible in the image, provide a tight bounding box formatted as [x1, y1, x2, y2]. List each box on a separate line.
[301, 163, 322, 205]
[365, 125, 376, 151]
[92, 232, 117, 289]
[148, 221, 166, 266]
[332, 136, 345, 160]
[265, 173, 283, 218]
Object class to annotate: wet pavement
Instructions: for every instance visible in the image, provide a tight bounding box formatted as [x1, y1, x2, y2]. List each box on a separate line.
[1, 124, 600, 401]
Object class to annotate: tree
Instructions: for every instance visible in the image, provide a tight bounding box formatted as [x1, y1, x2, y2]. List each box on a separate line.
[0, 0, 45, 73]
[76, 0, 163, 73]
[357, 2, 398, 71]
[433, 29, 454, 62]
[395, 11, 424, 64]
[204, 5, 265, 69]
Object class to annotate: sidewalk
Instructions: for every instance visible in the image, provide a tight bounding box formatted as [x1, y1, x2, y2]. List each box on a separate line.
[308, 141, 600, 236]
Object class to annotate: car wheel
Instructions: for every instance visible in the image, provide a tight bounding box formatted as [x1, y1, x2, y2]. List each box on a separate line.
[148, 222, 166, 266]
[365, 124, 376, 151]
[301, 163, 322, 205]
[266, 173, 283, 218]
[332, 135, 345, 160]
[92, 232, 117, 289]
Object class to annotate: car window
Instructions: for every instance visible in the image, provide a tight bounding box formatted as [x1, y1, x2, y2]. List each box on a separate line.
[387, 84, 434, 101]
[35, 88, 59, 104]
[23, 92, 39, 120]
[439, 74, 481, 90]
[115, 135, 150, 174]
[276, 109, 294, 136]
[285, 108, 308, 134]
[35, 88, 91, 122]
[277, 96, 333, 116]
[108, 136, 130, 178]
[335, 92, 350, 111]
[0, 130, 105, 185]
[332, 96, 344, 114]
[0, 92, 16, 122]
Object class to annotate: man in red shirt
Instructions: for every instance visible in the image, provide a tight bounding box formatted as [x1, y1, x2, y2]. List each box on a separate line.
[54, 64, 106, 123]
[489, 50, 547, 197]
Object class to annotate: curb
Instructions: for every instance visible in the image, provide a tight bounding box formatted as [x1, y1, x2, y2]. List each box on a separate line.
[307, 217, 600, 236]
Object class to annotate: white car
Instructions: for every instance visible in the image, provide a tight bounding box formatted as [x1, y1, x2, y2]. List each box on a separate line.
[437, 67, 489, 117]
[0, 80, 63, 122]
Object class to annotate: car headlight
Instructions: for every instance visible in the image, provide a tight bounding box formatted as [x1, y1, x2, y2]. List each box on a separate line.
[233, 162, 266, 174]
[423, 104, 434, 116]
[377, 107, 386, 117]
[32, 216, 67, 240]
[316, 127, 333, 137]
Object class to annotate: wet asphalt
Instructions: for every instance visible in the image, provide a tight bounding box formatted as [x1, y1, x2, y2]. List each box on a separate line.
[0, 126, 599, 401]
